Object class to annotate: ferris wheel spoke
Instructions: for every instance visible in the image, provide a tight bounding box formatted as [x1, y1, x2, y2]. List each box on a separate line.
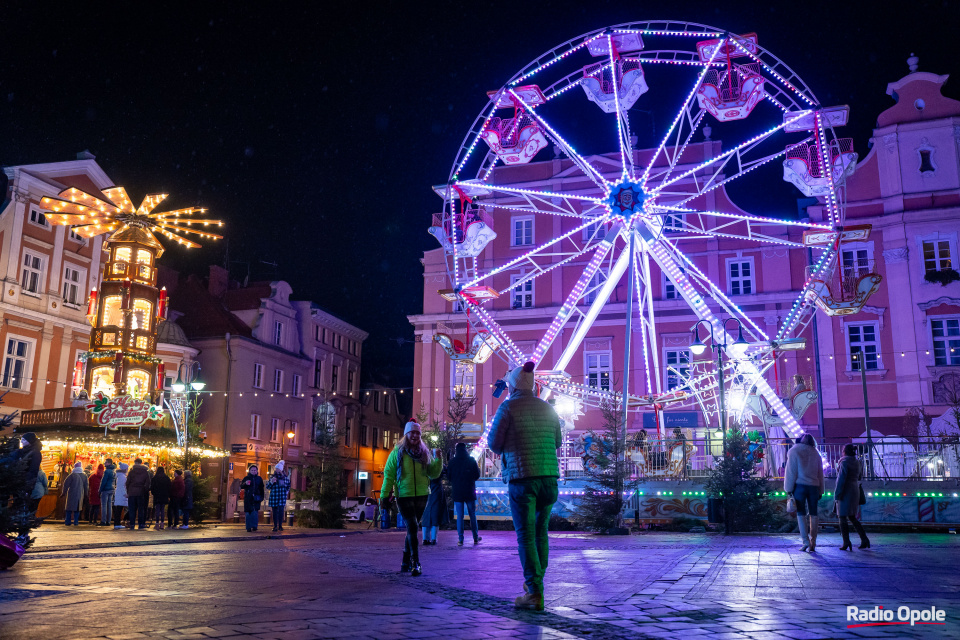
[640, 39, 724, 188]
[635, 248, 661, 394]
[509, 90, 610, 192]
[454, 181, 605, 218]
[494, 242, 598, 297]
[603, 34, 636, 181]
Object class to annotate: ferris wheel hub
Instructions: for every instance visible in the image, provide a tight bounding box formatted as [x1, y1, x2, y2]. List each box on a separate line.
[605, 179, 648, 220]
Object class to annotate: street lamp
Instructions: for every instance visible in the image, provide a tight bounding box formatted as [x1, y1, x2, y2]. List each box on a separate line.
[282, 418, 296, 463]
[690, 318, 749, 447]
[166, 361, 204, 453]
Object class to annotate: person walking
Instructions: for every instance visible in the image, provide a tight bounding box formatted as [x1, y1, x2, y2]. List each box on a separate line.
[784, 433, 825, 552]
[125, 458, 151, 529]
[488, 361, 562, 611]
[835, 444, 870, 550]
[88, 464, 104, 524]
[266, 461, 291, 532]
[379, 421, 442, 577]
[150, 466, 171, 529]
[61, 462, 88, 526]
[180, 470, 194, 529]
[240, 465, 265, 532]
[420, 469, 448, 545]
[448, 442, 482, 546]
[99, 460, 117, 526]
[169, 470, 185, 529]
[113, 462, 129, 529]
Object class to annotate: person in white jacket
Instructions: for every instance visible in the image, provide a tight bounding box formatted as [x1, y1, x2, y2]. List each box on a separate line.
[784, 434, 825, 552]
[113, 463, 129, 529]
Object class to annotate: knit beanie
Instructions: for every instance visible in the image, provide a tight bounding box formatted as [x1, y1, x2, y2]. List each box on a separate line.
[403, 421, 421, 436]
[21, 432, 38, 445]
[276, 460, 285, 473]
[504, 361, 536, 391]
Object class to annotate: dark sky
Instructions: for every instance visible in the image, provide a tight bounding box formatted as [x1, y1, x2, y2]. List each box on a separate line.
[2, 1, 958, 388]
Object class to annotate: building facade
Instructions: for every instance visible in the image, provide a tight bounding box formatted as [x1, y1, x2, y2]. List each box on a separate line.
[409, 64, 960, 444]
[359, 384, 405, 497]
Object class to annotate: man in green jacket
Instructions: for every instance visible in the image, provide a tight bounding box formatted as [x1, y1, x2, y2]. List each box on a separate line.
[488, 361, 562, 611]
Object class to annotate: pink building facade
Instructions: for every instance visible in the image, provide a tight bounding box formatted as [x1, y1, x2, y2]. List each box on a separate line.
[409, 65, 960, 444]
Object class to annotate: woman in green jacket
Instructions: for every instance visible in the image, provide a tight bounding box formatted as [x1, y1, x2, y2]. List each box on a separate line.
[380, 421, 442, 576]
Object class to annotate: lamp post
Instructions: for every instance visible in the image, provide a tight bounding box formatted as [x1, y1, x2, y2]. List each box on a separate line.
[690, 318, 749, 449]
[281, 418, 296, 465]
[852, 351, 876, 479]
[167, 361, 205, 459]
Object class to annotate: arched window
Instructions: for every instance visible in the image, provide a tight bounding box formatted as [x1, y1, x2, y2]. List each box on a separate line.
[91, 366, 115, 397]
[126, 369, 151, 399]
[101, 296, 123, 327]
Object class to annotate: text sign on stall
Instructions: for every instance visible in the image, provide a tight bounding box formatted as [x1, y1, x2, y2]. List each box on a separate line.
[85, 392, 162, 431]
[231, 444, 246, 454]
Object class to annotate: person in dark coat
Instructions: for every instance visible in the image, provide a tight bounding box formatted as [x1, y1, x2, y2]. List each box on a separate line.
[169, 470, 185, 529]
[99, 460, 117, 526]
[180, 470, 194, 529]
[150, 466, 172, 530]
[240, 465, 265, 532]
[448, 442, 482, 546]
[420, 470, 449, 545]
[61, 462, 88, 526]
[125, 458, 151, 529]
[835, 444, 870, 550]
[88, 464, 104, 524]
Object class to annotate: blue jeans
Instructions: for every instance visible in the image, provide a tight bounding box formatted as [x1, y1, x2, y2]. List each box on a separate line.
[181, 509, 191, 528]
[508, 477, 558, 595]
[100, 491, 115, 523]
[65, 510, 80, 525]
[422, 525, 438, 542]
[793, 483, 821, 516]
[245, 509, 259, 530]
[454, 500, 479, 542]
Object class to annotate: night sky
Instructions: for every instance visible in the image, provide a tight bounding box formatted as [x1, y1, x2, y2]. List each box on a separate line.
[2, 2, 958, 390]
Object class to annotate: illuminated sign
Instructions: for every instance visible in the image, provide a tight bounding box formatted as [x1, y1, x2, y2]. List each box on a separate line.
[84, 392, 161, 431]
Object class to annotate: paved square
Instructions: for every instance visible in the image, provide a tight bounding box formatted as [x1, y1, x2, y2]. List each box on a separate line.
[1, 526, 957, 639]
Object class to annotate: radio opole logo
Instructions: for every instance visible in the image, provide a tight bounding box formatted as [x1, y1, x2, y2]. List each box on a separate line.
[847, 605, 946, 628]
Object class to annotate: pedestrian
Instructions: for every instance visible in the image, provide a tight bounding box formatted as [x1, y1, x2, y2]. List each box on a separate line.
[835, 444, 870, 550]
[379, 421, 442, 577]
[169, 470, 185, 529]
[784, 433, 825, 552]
[180, 470, 194, 529]
[99, 460, 117, 526]
[82, 464, 93, 522]
[61, 462, 88, 526]
[113, 462, 129, 529]
[266, 461, 291, 532]
[150, 466, 171, 530]
[488, 361, 562, 611]
[448, 442, 482, 546]
[31, 467, 48, 513]
[240, 465, 265, 532]
[88, 463, 104, 524]
[420, 469, 448, 545]
[125, 458, 151, 529]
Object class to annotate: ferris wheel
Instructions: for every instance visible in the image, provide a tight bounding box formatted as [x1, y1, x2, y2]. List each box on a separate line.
[430, 21, 879, 441]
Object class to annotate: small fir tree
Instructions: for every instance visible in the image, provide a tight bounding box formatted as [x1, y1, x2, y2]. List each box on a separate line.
[294, 398, 347, 528]
[0, 393, 32, 548]
[574, 400, 639, 533]
[704, 423, 778, 533]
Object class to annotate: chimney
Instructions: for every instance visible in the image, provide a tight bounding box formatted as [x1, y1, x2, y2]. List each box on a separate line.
[208, 265, 229, 298]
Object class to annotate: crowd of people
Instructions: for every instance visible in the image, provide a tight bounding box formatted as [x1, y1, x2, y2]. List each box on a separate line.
[59, 457, 196, 530]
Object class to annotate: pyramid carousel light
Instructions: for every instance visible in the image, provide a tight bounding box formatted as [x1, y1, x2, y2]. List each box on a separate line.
[430, 22, 881, 450]
[40, 186, 222, 407]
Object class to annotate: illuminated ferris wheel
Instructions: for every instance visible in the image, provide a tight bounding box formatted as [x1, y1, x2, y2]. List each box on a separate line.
[430, 21, 879, 440]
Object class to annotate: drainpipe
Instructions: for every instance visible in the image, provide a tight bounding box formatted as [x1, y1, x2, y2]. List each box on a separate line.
[219, 332, 233, 519]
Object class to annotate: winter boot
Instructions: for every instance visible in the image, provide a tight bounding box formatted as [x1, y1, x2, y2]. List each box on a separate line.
[838, 517, 852, 551]
[808, 516, 819, 552]
[410, 562, 422, 577]
[514, 592, 544, 611]
[400, 552, 411, 573]
[796, 515, 810, 552]
[852, 517, 870, 548]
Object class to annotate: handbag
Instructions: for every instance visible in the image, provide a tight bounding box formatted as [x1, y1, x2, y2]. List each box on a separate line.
[786, 496, 797, 515]
[859, 484, 867, 505]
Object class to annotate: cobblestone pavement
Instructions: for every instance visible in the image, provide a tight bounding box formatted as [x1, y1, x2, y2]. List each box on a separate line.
[2, 526, 958, 639]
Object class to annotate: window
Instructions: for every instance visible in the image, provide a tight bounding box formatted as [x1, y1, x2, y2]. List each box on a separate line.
[452, 361, 476, 397]
[274, 321, 284, 346]
[583, 218, 606, 242]
[270, 418, 280, 442]
[727, 258, 754, 295]
[384, 394, 391, 414]
[344, 418, 352, 447]
[372, 428, 379, 449]
[932, 318, 960, 366]
[292, 374, 302, 396]
[382, 429, 391, 449]
[273, 369, 284, 393]
[347, 369, 355, 394]
[28, 207, 48, 227]
[662, 212, 684, 231]
[511, 216, 534, 246]
[68, 228, 84, 243]
[289, 421, 298, 444]
[842, 247, 871, 279]
[393, 432, 400, 448]
[919, 149, 935, 173]
[313, 359, 322, 388]
[335, 334, 342, 350]
[923, 240, 952, 273]
[20, 252, 44, 294]
[1, 338, 30, 390]
[585, 269, 607, 305]
[322, 328, 329, 344]
[847, 323, 880, 371]
[373, 392, 381, 411]
[585, 351, 611, 391]
[360, 424, 368, 447]
[101, 295, 123, 327]
[253, 363, 264, 388]
[250, 414, 262, 440]
[663, 274, 678, 300]
[665, 349, 690, 391]
[63, 266, 83, 305]
[131, 299, 152, 332]
[511, 274, 534, 309]
[331, 365, 339, 393]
